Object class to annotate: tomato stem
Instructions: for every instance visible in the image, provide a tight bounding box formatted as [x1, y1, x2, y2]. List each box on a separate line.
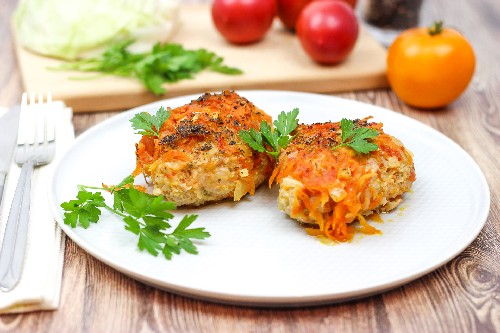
[429, 21, 444, 36]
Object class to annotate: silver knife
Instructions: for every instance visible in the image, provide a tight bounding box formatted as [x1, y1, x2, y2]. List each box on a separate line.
[0, 106, 20, 207]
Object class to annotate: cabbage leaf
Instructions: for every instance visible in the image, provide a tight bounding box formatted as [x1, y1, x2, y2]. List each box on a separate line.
[14, 0, 179, 60]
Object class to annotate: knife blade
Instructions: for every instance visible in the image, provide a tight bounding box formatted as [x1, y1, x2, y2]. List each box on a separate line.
[0, 105, 20, 206]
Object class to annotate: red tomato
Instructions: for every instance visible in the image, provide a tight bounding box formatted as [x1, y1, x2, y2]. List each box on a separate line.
[342, 0, 357, 7]
[211, 0, 276, 44]
[296, 0, 359, 64]
[277, 0, 311, 31]
[277, 0, 357, 31]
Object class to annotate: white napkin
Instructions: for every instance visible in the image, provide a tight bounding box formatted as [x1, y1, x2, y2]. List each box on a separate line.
[0, 102, 74, 314]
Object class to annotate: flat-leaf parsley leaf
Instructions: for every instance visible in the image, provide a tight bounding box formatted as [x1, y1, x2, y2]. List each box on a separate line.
[130, 106, 170, 137]
[239, 108, 299, 159]
[61, 190, 106, 228]
[333, 118, 379, 154]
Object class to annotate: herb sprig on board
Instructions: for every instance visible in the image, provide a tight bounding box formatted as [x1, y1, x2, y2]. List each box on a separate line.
[57, 40, 242, 95]
[239, 108, 299, 159]
[333, 118, 379, 154]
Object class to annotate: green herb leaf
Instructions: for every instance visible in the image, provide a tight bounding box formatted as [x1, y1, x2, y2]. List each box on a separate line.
[238, 128, 265, 153]
[239, 108, 300, 160]
[162, 215, 210, 260]
[139, 232, 163, 256]
[340, 118, 355, 143]
[333, 118, 379, 154]
[60, 189, 106, 228]
[113, 188, 133, 213]
[57, 41, 242, 95]
[60, 179, 210, 260]
[260, 121, 280, 157]
[124, 216, 141, 235]
[113, 174, 135, 189]
[274, 108, 299, 138]
[130, 106, 170, 137]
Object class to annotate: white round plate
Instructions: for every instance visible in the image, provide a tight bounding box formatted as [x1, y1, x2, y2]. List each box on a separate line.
[49, 91, 490, 306]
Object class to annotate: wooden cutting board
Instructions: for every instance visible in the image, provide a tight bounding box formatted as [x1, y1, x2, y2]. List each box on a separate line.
[13, 4, 388, 113]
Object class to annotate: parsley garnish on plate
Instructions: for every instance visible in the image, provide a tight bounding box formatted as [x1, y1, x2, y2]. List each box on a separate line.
[333, 118, 379, 154]
[61, 175, 211, 260]
[57, 40, 242, 95]
[239, 108, 299, 159]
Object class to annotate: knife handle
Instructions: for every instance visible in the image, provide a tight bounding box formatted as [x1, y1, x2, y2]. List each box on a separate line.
[0, 161, 34, 292]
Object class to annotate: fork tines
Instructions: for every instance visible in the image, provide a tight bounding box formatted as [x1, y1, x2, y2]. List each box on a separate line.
[17, 93, 56, 165]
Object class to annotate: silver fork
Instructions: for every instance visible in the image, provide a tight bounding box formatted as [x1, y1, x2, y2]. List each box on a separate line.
[0, 93, 56, 292]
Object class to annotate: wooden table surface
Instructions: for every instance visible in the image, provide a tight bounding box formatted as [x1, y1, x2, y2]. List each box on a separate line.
[1, 0, 499, 332]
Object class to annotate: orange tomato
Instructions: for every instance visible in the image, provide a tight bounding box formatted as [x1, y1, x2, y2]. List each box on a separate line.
[387, 21, 475, 109]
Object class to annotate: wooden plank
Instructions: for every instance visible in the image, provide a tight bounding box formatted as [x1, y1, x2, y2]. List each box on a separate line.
[13, 4, 388, 112]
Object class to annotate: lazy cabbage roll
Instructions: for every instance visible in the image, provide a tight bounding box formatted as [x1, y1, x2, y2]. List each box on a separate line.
[271, 118, 416, 242]
[135, 90, 274, 206]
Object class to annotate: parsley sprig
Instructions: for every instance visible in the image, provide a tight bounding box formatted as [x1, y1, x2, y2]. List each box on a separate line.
[333, 118, 379, 154]
[130, 106, 171, 137]
[61, 175, 211, 260]
[238, 108, 299, 159]
[57, 40, 242, 95]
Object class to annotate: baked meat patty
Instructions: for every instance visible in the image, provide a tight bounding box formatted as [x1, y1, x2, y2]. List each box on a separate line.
[271, 118, 416, 241]
[135, 90, 274, 206]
